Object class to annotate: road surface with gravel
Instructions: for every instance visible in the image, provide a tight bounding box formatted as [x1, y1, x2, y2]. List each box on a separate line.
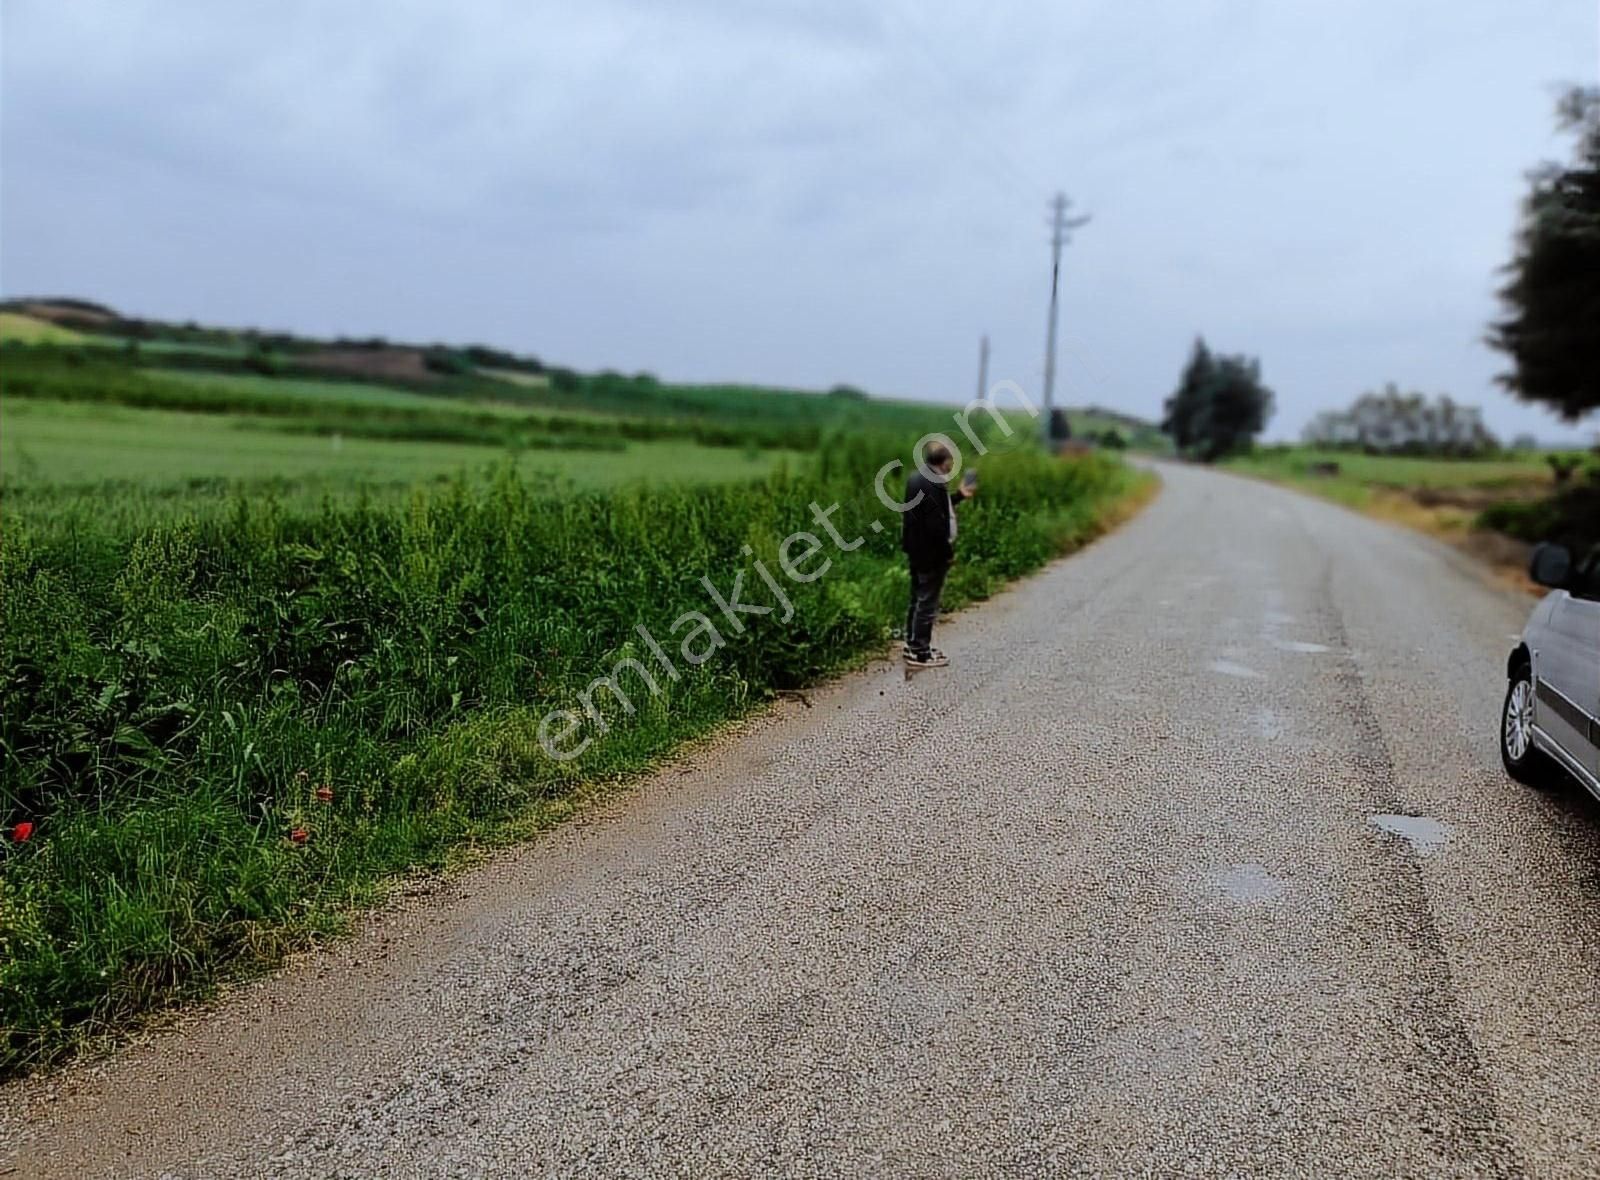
[4, 461, 1599, 1178]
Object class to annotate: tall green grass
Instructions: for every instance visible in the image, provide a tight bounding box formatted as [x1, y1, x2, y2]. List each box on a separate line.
[0, 436, 1141, 1073]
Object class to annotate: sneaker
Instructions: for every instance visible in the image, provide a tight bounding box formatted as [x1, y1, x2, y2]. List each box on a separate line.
[903, 648, 949, 668]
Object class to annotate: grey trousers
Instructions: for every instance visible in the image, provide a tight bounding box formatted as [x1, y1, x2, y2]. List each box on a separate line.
[904, 564, 949, 655]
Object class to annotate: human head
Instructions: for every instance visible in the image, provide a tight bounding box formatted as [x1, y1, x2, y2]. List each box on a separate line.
[922, 440, 954, 474]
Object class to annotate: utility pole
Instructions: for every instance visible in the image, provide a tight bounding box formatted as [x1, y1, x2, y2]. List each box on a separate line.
[1042, 192, 1089, 445]
[975, 333, 990, 403]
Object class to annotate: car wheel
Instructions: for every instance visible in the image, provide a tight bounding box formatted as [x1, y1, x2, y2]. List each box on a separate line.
[1501, 663, 1551, 787]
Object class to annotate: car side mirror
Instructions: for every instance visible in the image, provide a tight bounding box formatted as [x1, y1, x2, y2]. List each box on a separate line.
[1529, 542, 1573, 589]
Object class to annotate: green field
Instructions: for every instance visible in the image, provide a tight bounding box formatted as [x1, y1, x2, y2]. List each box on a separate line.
[157, 367, 591, 415]
[1225, 446, 1554, 509]
[126, 338, 248, 358]
[0, 312, 96, 347]
[0, 334, 1150, 1072]
[0, 398, 793, 491]
[1224, 445, 1598, 559]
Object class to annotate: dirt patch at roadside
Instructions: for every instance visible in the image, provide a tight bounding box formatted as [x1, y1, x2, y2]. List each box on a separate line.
[1361, 490, 1537, 596]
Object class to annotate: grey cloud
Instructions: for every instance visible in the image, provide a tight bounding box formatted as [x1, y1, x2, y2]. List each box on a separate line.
[2, 0, 1596, 441]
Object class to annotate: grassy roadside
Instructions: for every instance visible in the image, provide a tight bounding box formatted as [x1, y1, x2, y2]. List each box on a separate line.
[0, 448, 1151, 1074]
[1223, 448, 1563, 591]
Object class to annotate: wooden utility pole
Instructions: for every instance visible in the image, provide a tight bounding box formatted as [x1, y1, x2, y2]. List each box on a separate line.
[1042, 193, 1089, 444]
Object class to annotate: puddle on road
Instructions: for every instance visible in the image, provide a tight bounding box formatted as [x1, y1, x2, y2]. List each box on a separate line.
[1273, 639, 1331, 654]
[1209, 863, 1287, 904]
[1209, 659, 1264, 679]
[1370, 813, 1450, 856]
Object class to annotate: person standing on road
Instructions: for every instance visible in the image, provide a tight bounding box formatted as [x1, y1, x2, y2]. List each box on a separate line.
[901, 440, 973, 668]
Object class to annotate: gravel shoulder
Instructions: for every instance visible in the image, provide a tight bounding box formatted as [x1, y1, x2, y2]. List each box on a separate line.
[4, 461, 1598, 1178]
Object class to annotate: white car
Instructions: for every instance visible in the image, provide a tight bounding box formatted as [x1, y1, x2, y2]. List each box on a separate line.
[1502, 543, 1600, 799]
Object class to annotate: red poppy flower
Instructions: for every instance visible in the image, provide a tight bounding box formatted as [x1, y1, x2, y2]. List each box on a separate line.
[315, 785, 333, 803]
[289, 827, 309, 844]
[12, 821, 33, 843]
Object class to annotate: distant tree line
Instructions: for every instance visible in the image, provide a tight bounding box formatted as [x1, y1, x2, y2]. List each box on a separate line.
[1160, 338, 1275, 461]
[1302, 385, 1500, 456]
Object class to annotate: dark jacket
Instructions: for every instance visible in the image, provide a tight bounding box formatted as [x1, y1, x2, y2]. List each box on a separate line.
[900, 468, 968, 570]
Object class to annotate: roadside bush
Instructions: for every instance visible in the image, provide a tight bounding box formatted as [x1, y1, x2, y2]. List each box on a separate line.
[1546, 451, 1585, 485]
[1478, 474, 1600, 551]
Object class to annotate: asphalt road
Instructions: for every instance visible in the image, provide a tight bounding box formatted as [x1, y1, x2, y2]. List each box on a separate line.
[5, 462, 1599, 1178]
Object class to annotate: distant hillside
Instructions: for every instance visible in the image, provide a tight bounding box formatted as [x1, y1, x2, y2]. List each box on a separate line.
[3, 298, 497, 387]
[1065, 405, 1167, 450]
[0, 311, 93, 345]
[2, 297, 1162, 446]
[3, 297, 119, 325]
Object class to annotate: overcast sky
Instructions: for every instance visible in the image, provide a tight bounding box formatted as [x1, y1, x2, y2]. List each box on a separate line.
[4, 0, 1597, 441]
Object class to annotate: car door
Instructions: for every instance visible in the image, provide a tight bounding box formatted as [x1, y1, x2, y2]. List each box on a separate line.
[1539, 547, 1600, 783]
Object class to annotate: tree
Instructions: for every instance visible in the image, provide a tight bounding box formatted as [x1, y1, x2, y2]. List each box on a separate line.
[1162, 338, 1274, 461]
[1489, 87, 1600, 422]
[1161, 337, 1214, 453]
[1194, 355, 1274, 461]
